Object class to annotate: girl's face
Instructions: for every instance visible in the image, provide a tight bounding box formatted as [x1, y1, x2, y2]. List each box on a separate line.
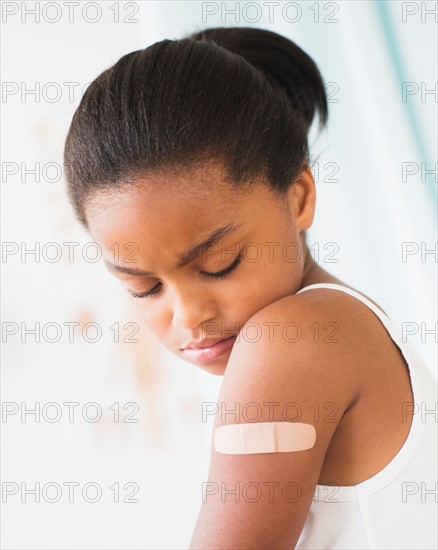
[85, 164, 316, 375]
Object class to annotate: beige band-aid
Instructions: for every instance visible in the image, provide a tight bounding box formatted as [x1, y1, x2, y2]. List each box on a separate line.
[214, 421, 316, 455]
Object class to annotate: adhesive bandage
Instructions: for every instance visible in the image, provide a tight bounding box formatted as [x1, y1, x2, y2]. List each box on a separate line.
[214, 421, 316, 455]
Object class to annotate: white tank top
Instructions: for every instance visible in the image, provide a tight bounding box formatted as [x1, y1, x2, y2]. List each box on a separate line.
[294, 283, 438, 550]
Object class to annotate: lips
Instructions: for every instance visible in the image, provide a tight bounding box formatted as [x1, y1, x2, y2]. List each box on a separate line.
[180, 335, 238, 363]
[181, 336, 234, 350]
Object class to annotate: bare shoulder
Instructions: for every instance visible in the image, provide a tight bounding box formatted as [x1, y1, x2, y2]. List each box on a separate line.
[224, 288, 398, 426]
[221, 285, 376, 424]
[225, 285, 392, 413]
[251, 284, 393, 364]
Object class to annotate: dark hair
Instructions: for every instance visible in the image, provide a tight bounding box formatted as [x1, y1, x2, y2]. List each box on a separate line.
[63, 26, 328, 229]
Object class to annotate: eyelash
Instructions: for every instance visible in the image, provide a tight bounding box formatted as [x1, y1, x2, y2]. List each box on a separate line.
[127, 253, 242, 299]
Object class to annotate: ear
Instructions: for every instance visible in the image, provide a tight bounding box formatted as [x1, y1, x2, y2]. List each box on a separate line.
[288, 163, 316, 231]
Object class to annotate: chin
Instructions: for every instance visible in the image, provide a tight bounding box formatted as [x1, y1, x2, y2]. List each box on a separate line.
[177, 349, 229, 375]
[192, 359, 227, 376]
[200, 364, 226, 376]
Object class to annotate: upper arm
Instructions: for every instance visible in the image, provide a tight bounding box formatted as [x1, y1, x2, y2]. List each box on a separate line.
[190, 295, 360, 549]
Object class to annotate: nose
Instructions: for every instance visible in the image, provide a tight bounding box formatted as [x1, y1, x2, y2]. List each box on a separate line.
[171, 289, 217, 330]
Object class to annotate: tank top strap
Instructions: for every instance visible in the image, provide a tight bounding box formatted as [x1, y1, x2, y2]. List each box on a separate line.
[296, 283, 403, 349]
[296, 283, 426, 376]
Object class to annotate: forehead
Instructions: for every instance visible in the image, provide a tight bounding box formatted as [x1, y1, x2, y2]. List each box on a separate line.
[85, 166, 263, 254]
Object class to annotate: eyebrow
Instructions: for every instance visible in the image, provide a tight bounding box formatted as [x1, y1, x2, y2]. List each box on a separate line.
[103, 222, 244, 277]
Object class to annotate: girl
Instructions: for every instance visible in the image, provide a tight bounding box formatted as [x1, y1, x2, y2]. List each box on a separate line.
[63, 27, 437, 549]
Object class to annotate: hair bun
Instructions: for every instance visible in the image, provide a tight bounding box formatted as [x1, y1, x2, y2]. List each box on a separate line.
[187, 26, 328, 131]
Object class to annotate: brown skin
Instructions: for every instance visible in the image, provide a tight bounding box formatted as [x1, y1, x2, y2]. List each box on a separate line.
[85, 163, 343, 375]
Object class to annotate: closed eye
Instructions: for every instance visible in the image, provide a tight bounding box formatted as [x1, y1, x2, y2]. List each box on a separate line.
[203, 252, 242, 280]
[127, 252, 242, 299]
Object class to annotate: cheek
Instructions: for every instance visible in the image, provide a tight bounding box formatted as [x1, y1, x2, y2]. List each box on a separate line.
[237, 251, 300, 310]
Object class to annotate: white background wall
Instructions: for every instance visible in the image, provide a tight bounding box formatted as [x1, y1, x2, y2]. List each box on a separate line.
[2, 1, 437, 548]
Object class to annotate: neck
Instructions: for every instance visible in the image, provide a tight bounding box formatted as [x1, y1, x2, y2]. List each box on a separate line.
[299, 241, 344, 290]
